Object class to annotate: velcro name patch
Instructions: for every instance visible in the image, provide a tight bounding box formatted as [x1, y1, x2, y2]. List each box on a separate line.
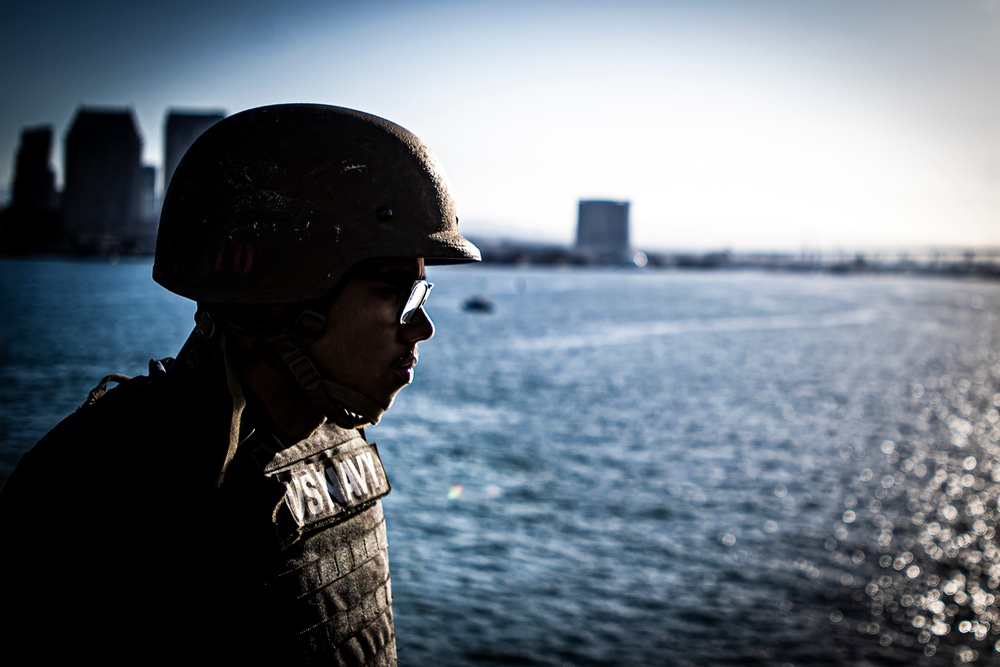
[266, 432, 391, 539]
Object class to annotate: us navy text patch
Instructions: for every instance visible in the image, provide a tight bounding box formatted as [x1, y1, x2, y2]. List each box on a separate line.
[268, 435, 390, 534]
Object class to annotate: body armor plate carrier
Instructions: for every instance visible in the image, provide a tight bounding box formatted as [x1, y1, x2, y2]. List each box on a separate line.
[230, 422, 396, 664]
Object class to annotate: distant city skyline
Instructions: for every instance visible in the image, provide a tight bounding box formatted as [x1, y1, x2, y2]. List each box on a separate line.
[1, 106, 229, 256]
[2, 0, 998, 253]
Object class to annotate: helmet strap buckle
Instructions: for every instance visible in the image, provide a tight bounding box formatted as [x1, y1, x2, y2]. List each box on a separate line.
[270, 337, 385, 430]
[195, 309, 218, 340]
[289, 309, 327, 341]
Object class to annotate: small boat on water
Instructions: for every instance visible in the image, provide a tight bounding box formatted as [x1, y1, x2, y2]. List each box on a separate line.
[462, 295, 494, 314]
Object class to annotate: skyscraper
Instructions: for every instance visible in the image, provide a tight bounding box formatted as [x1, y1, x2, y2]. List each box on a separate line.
[0, 125, 59, 252]
[11, 125, 57, 214]
[163, 109, 226, 194]
[61, 107, 143, 254]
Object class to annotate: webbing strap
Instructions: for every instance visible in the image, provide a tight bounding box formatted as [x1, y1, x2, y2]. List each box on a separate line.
[269, 338, 386, 430]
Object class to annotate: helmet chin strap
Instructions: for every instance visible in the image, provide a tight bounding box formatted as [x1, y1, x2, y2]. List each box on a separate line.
[268, 335, 388, 430]
[208, 306, 388, 432]
[316, 376, 388, 429]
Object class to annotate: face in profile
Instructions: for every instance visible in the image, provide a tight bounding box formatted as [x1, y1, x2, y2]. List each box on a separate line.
[308, 257, 435, 412]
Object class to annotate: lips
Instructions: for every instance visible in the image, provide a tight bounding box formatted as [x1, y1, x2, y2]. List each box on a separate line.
[394, 354, 418, 385]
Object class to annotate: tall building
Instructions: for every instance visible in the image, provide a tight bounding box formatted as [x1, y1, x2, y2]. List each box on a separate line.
[140, 165, 157, 220]
[0, 125, 59, 251]
[163, 108, 226, 195]
[576, 199, 630, 261]
[61, 106, 143, 254]
[12, 125, 57, 213]
[135, 164, 159, 254]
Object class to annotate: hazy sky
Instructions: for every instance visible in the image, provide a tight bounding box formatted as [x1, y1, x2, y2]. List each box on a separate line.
[1, 0, 998, 252]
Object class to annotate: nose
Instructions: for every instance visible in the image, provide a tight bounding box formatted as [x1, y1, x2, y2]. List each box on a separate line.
[402, 306, 434, 343]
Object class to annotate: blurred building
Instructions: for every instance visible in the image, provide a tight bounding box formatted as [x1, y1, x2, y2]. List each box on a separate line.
[12, 125, 57, 213]
[60, 107, 144, 254]
[135, 164, 160, 252]
[163, 108, 226, 195]
[140, 165, 157, 219]
[0, 125, 60, 252]
[576, 199, 630, 262]
[1, 105, 229, 256]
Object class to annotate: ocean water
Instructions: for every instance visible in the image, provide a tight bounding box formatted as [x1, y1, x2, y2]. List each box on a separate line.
[1, 258, 998, 666]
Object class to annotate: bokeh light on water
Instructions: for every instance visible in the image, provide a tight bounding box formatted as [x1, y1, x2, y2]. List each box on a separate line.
[390, 266, 1000, 666]
[831, 334, 1000, 663]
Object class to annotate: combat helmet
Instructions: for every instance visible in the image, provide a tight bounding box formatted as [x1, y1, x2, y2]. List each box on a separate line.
[152, 104, 481, 458]
[153, 103, 480, 304]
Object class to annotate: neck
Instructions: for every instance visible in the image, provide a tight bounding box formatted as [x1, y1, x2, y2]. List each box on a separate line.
[238, 356, 326, 443]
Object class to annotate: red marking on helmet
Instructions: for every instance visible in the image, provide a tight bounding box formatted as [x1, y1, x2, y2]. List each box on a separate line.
[234, 243, 254, 274]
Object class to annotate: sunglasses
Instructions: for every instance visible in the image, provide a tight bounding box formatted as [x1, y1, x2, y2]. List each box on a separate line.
[399, 279, 434, 324]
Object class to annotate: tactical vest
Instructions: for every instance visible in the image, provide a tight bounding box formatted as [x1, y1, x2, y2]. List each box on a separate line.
[221, 421, 397, 664]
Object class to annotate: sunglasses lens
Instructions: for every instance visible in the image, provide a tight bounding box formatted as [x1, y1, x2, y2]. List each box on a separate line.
[400, 281, 433, 324]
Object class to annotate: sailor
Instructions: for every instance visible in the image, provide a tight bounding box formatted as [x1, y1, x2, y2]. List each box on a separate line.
[0, 103, 480, 662]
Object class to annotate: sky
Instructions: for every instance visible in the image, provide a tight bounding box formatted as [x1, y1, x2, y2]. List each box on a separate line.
[1, 0, 998, 253]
